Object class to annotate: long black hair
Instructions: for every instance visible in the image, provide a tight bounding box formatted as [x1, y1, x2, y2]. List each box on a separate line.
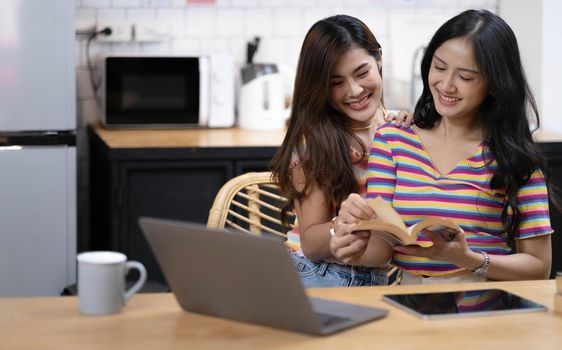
[270, 15, 383, 226]
[414, 9, 555, 249]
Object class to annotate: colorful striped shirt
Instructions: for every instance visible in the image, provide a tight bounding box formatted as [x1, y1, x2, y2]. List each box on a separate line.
[368, 124, 553, 276]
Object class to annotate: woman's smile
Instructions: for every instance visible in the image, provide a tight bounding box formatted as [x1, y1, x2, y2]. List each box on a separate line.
[345, 92, 373, 111]
[436, 90, 462, 106]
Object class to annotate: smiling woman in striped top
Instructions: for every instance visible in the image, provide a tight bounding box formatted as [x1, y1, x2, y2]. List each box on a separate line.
[331, 9, 558, 284]
[270, 15, 413, 288]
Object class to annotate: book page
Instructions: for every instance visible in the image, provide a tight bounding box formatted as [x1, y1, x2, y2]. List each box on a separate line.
[353, 197, 413, 245]
[370, 230, 407, 246]
[367, 197, 407, 231]
[354, 221, 413, 243]
[410, 218, 462, 242]
[353, 197, 462, 245]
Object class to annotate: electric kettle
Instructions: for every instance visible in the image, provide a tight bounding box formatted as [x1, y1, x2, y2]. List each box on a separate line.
[238, 37, 292, 131]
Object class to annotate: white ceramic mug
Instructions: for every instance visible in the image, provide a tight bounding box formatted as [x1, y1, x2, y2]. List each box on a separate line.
[77, 251, 147, 315]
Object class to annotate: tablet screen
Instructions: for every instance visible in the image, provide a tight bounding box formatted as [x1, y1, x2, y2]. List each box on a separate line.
[383, 288, 547, 319]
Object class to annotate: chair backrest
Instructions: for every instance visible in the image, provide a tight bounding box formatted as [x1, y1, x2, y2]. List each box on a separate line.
[207, 171, 294, 238]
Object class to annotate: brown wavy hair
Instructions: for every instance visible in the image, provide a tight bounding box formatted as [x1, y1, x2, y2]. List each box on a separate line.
[270, 15, 383, 227]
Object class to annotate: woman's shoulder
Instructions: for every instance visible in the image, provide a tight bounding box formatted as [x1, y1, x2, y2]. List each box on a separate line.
[376, 123, 416, 139]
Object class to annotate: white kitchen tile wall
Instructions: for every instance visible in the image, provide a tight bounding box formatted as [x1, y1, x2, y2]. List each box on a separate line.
[245, 8, 274, 36]
[217, 8, 246, 37]
[114, 0, 143, 7]
[81, 0, 112, 7]
[75, 0, 497, 246]
[186, 7, 215, 37]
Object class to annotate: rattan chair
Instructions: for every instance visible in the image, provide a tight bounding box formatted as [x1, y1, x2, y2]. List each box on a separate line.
[207, 171, 294, 238]
[207, 171, 400, 284]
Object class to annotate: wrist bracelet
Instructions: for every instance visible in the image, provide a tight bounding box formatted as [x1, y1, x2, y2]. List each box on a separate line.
[329, 216, 337, 237]
[472, 251, 490, 277]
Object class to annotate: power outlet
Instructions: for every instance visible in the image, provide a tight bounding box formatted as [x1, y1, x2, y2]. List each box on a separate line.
[96, 21, 133, 42]
[134, 22, 170, 42]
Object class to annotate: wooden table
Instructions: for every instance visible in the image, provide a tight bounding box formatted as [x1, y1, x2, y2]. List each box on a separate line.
[1, 280, 560, 349]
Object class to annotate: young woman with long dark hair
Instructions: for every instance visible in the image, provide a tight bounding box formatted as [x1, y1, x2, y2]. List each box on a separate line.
[331, 9, 556, 283]
[271, 14, 411, 287]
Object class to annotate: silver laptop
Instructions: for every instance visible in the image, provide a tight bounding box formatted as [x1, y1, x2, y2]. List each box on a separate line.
[139, 217, 388, 335]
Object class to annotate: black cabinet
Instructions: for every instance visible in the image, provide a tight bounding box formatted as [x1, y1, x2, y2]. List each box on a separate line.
[540, 142, 562, 278]
[88, 127, 278, 284]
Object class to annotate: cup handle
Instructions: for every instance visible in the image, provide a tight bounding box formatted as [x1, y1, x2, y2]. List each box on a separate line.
[123, 261, 147, 302]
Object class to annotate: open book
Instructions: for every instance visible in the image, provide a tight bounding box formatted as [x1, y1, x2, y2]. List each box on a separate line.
[353, 197, 462, 246]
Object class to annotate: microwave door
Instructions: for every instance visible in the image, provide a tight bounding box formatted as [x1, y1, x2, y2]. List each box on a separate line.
[198, 57, 209, 127]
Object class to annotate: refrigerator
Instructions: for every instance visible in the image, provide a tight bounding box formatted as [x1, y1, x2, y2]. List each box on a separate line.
[0, 0, 76, 296]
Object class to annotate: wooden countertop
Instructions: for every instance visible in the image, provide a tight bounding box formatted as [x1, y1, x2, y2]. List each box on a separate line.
[91, 123, 287, 149]
[1, 280, 560, 349]
[535, 130, 562, 142]
[91, 123, 562, 149]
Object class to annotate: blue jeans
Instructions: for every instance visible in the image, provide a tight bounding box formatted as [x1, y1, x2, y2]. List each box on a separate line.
[289, 252, 388, 288]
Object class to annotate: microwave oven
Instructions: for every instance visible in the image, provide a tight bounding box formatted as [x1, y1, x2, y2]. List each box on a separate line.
[101, 55, 235, 128]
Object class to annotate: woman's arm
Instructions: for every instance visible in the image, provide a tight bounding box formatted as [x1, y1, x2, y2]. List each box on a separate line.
[393, 232, 552, 280]
[479, 235, 551, 280]
[290, 163, 333, 261]
[331, 127, 399, 266]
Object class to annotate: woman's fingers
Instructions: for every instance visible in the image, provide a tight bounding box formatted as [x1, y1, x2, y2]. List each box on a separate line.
[331, 235, 369, 263]
[330, 221, 368, 261]
[386, 110, 413, 127]
[337, 242, 368, 264]
[338, 194, 375, 223]
[399, 111, 414, 127]
[332, 221, 358, 243]
[385, 113, 397, 122]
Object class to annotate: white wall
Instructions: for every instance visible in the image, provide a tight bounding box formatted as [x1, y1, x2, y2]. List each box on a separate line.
[500, 0, 562, 134]
[542, 0, 562, 134]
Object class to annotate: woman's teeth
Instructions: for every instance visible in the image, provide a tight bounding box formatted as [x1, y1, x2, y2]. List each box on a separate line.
[439, 93, 460, 103]
[348, 94, 369, 107]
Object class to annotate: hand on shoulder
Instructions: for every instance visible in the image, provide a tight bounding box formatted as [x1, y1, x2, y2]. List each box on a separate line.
[384, 110, 413, 128]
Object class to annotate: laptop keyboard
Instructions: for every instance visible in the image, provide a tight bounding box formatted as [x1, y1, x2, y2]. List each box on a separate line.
[316, 312, 351, 327]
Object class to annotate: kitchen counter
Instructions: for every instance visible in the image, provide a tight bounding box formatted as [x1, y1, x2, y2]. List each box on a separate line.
[91, 123, 562, 148]
[535, 130, 562, 142]
[91, 123, 287, 149]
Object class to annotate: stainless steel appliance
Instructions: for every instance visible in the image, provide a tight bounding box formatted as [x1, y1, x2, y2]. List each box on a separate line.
[101, 55, 235, 128]
[0, 0, 76, 296]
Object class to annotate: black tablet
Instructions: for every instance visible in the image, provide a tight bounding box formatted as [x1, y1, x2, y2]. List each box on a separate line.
[383, 288, 547, 319]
